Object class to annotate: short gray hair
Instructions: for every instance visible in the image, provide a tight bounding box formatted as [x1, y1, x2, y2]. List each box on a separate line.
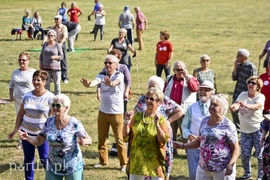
[200, 54, 211, 62]
[119, 28, 127, 34]
[147, 75, 164, 91]
[105, 55, 118, 63]
[47, 30, 57, 37]
[173, 61, 186, 69]
[52, 94, 71, 113]
[238, 49, 250, 58]
[210, 94, 229, 116]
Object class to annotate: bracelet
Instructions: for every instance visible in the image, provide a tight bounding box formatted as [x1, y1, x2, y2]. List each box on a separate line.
[123, 119, 131, 125]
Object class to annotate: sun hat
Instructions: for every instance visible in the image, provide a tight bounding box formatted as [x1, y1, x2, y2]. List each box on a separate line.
[199, 80, 215, 91]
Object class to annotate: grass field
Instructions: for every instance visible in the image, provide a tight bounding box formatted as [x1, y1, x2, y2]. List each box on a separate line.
[1, 0, 270, 179]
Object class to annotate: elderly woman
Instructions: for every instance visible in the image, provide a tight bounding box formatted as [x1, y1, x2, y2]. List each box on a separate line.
[93, 4, 106, 41]
[9, 52, 36, 149]
[155, 30, 174, 78]
[40, 29, 63, 95]
[126, 75, 184, 180]
[80, 55, 128, 172]
[107, 28, 137, 70]
[18, 94, 92, 179]
[32, 11, 44, 40]
[174, 94, 239, 180]
[230, 76, 265, 179]
[123, 87, 170, 180]
[22, 10, 34, 39]
[193, 54, 217, 92]
[8, 70, 55, 180]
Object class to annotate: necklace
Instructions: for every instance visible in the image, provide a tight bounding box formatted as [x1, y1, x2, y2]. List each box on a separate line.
[142, 111, 155, 124]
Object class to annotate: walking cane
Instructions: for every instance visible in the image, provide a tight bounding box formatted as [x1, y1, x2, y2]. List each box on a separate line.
[133, 54, 141, 97]
[258, 59, 261, 75]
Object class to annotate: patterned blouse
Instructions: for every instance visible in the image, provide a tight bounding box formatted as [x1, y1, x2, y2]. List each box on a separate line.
[198, 116, 238, 172]
[129, 112, 170, 178]
[194, 68, 215, 85]
[40, 116, 89, 176]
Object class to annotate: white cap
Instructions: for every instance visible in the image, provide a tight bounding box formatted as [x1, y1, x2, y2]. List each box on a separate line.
[54, 15, 62, 20]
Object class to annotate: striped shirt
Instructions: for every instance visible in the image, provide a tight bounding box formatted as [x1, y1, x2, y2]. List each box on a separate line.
[20, 90, 55, 135]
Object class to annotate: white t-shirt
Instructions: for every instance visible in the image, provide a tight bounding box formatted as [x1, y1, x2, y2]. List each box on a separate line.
[95, 10, 105, 25]
[95, 71, 124, 114]
[236, 92, 265, 133]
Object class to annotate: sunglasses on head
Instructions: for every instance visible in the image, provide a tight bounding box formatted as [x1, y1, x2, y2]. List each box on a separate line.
[51, 103, 65, 109]
[18, 59, 28, 62]
[145, 97, 158, 102]
[247, 81, 257, 85]
[174, 69, 184, 72]
[104, 62, 114, 65]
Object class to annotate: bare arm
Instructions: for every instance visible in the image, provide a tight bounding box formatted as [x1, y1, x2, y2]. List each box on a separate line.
[225, 142, 239, 175]
[80, 78, 99, 87]
[7, 104, 25, 140]
[79, 134, 92, 146]
[9, 88, 14, 101]
[18, 130, 46, 146]
[167, 105, 184, 124]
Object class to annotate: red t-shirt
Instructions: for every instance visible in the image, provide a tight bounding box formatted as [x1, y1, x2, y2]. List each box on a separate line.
[260, 73, 270, 112]
[68, 8, 82, 23]
[156, 40, 173, 64]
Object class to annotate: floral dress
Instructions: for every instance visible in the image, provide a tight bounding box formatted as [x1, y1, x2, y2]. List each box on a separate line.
[198, 116, 238, 172]
[194, 68, 215, 85]
[129, 112, 170, 179]
[40, 116, 89, 176]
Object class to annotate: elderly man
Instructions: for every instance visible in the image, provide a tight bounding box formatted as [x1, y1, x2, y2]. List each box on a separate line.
[231, 49, 257, 131]
[118, 6, 135, 45]
[134, 6, 147, 50]
[181, 80, 215, 180]
[80, 55, 128, 172]
[164, 61, 199, 154]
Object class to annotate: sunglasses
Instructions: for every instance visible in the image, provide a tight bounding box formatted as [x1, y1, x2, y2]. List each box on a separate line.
[145, 97, 158, 102]
[51, 103, 65, 109]
[247, 81, 257, 85]
[104, 62, 114, 65]
[202, 59, 210, 62]
[54, 18, 59, 21]
[174, 69, 184, 72]
[18, 59, 29, 62]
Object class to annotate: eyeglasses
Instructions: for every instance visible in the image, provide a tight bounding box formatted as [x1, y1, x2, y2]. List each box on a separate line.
[145, 97, 158, 102]
[18, 59, 29, 62]
[104, 62, 114, 65]
[54, 18, 59, 21]
[202, 59, 210, 62]
[51, 103, 65, 109]
[47, 34, 54, 37]
[174, 69, 184, 72]
[247, 81, 257, 85]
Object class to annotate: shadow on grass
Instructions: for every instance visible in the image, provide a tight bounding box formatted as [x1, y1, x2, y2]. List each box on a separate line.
[0, 164, 11, 174]
[27, 47, 107, 53]
[0, 140, 18, 148]
[169, 175, 188, 180]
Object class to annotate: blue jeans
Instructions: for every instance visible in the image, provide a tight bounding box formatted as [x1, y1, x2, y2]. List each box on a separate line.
[33, 26, 44, 40]
[187, 149, 200, 180]
[22, 138, 49, 180]
[156, 64, 170, 79]
[241, 130, 263, 178]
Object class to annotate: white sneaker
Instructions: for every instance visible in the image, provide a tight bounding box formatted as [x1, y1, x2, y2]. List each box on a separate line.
[120, 165, 126, 172]
[63, 80, 68, 84]
[94, 164, 105, 168]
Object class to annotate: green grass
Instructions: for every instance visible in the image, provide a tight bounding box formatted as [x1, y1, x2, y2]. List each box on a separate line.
[1, 0, 269, 179]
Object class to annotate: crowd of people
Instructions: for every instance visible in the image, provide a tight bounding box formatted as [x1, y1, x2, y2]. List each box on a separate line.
[7, 1, 270, 180]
